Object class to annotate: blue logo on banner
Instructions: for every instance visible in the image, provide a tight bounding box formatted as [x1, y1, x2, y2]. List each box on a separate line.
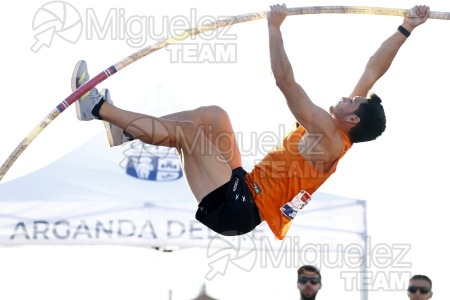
[125, 144, 183, 181]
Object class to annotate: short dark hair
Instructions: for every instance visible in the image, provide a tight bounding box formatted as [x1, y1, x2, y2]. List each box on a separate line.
[297, 265, 321, 281]
[409, 275, 432, 290]
[348, 93, 386, 143]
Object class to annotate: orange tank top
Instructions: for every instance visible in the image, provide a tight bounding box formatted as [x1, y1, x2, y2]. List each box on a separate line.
[244, 125, 352, 240]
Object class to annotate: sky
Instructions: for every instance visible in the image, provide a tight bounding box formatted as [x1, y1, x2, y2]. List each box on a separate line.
[1, 0, 450, 299]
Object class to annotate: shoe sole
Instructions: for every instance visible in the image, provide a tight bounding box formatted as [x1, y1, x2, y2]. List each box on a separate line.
[103, 119, 127, 147]
[100, 88, 119, 147]
[103, 122, 115, 147]
[71, 60, 85, 120]
[101, 89, 113, 147]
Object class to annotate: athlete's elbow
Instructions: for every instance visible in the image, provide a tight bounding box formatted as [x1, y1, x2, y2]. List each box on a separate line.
[274, 77, 286, 89]
[274, 73, 294, 89]
[273, 65, 295, 85]
[272, 69, 285, 82]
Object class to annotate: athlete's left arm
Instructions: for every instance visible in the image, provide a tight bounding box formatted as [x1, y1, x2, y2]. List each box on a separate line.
[349, 5, 430, 98]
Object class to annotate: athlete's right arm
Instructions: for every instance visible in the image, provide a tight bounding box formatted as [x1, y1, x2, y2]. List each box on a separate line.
[268, 4, 335, 136]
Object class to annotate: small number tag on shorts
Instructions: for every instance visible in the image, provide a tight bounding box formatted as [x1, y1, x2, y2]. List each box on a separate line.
[280, 190, 311, 220]
[253, 182, 261, 195]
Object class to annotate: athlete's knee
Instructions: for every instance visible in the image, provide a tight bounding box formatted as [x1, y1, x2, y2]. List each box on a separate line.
[195, 105, 230, 124]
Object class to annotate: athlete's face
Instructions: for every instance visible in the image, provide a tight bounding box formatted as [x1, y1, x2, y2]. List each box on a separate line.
[297, 270, 322, 300]
[329, 96, 367, 119]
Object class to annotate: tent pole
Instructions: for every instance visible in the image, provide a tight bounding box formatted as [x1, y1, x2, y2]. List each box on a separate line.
[360, 200, 369, 300]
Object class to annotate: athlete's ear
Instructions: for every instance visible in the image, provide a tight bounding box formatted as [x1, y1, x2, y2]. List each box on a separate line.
[345, 114, 360, 125]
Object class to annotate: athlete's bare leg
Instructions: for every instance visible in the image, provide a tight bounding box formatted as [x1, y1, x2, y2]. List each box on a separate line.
[98, 103, 242, 201]
[159, 106, 242, 170]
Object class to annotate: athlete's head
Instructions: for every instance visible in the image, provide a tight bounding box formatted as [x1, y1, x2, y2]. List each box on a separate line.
[330, 93, 386, 143]
[349, 93, 386, 143]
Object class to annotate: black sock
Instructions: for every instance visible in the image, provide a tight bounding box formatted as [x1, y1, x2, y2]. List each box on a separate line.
[92, 98, 106, 120]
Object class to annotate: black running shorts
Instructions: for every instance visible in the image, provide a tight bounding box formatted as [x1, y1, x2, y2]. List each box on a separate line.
[195, 167, 261, 236]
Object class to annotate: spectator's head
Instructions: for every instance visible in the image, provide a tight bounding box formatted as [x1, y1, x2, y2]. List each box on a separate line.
[407, 275, 432, 300]
[297, 265, 322, 300]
